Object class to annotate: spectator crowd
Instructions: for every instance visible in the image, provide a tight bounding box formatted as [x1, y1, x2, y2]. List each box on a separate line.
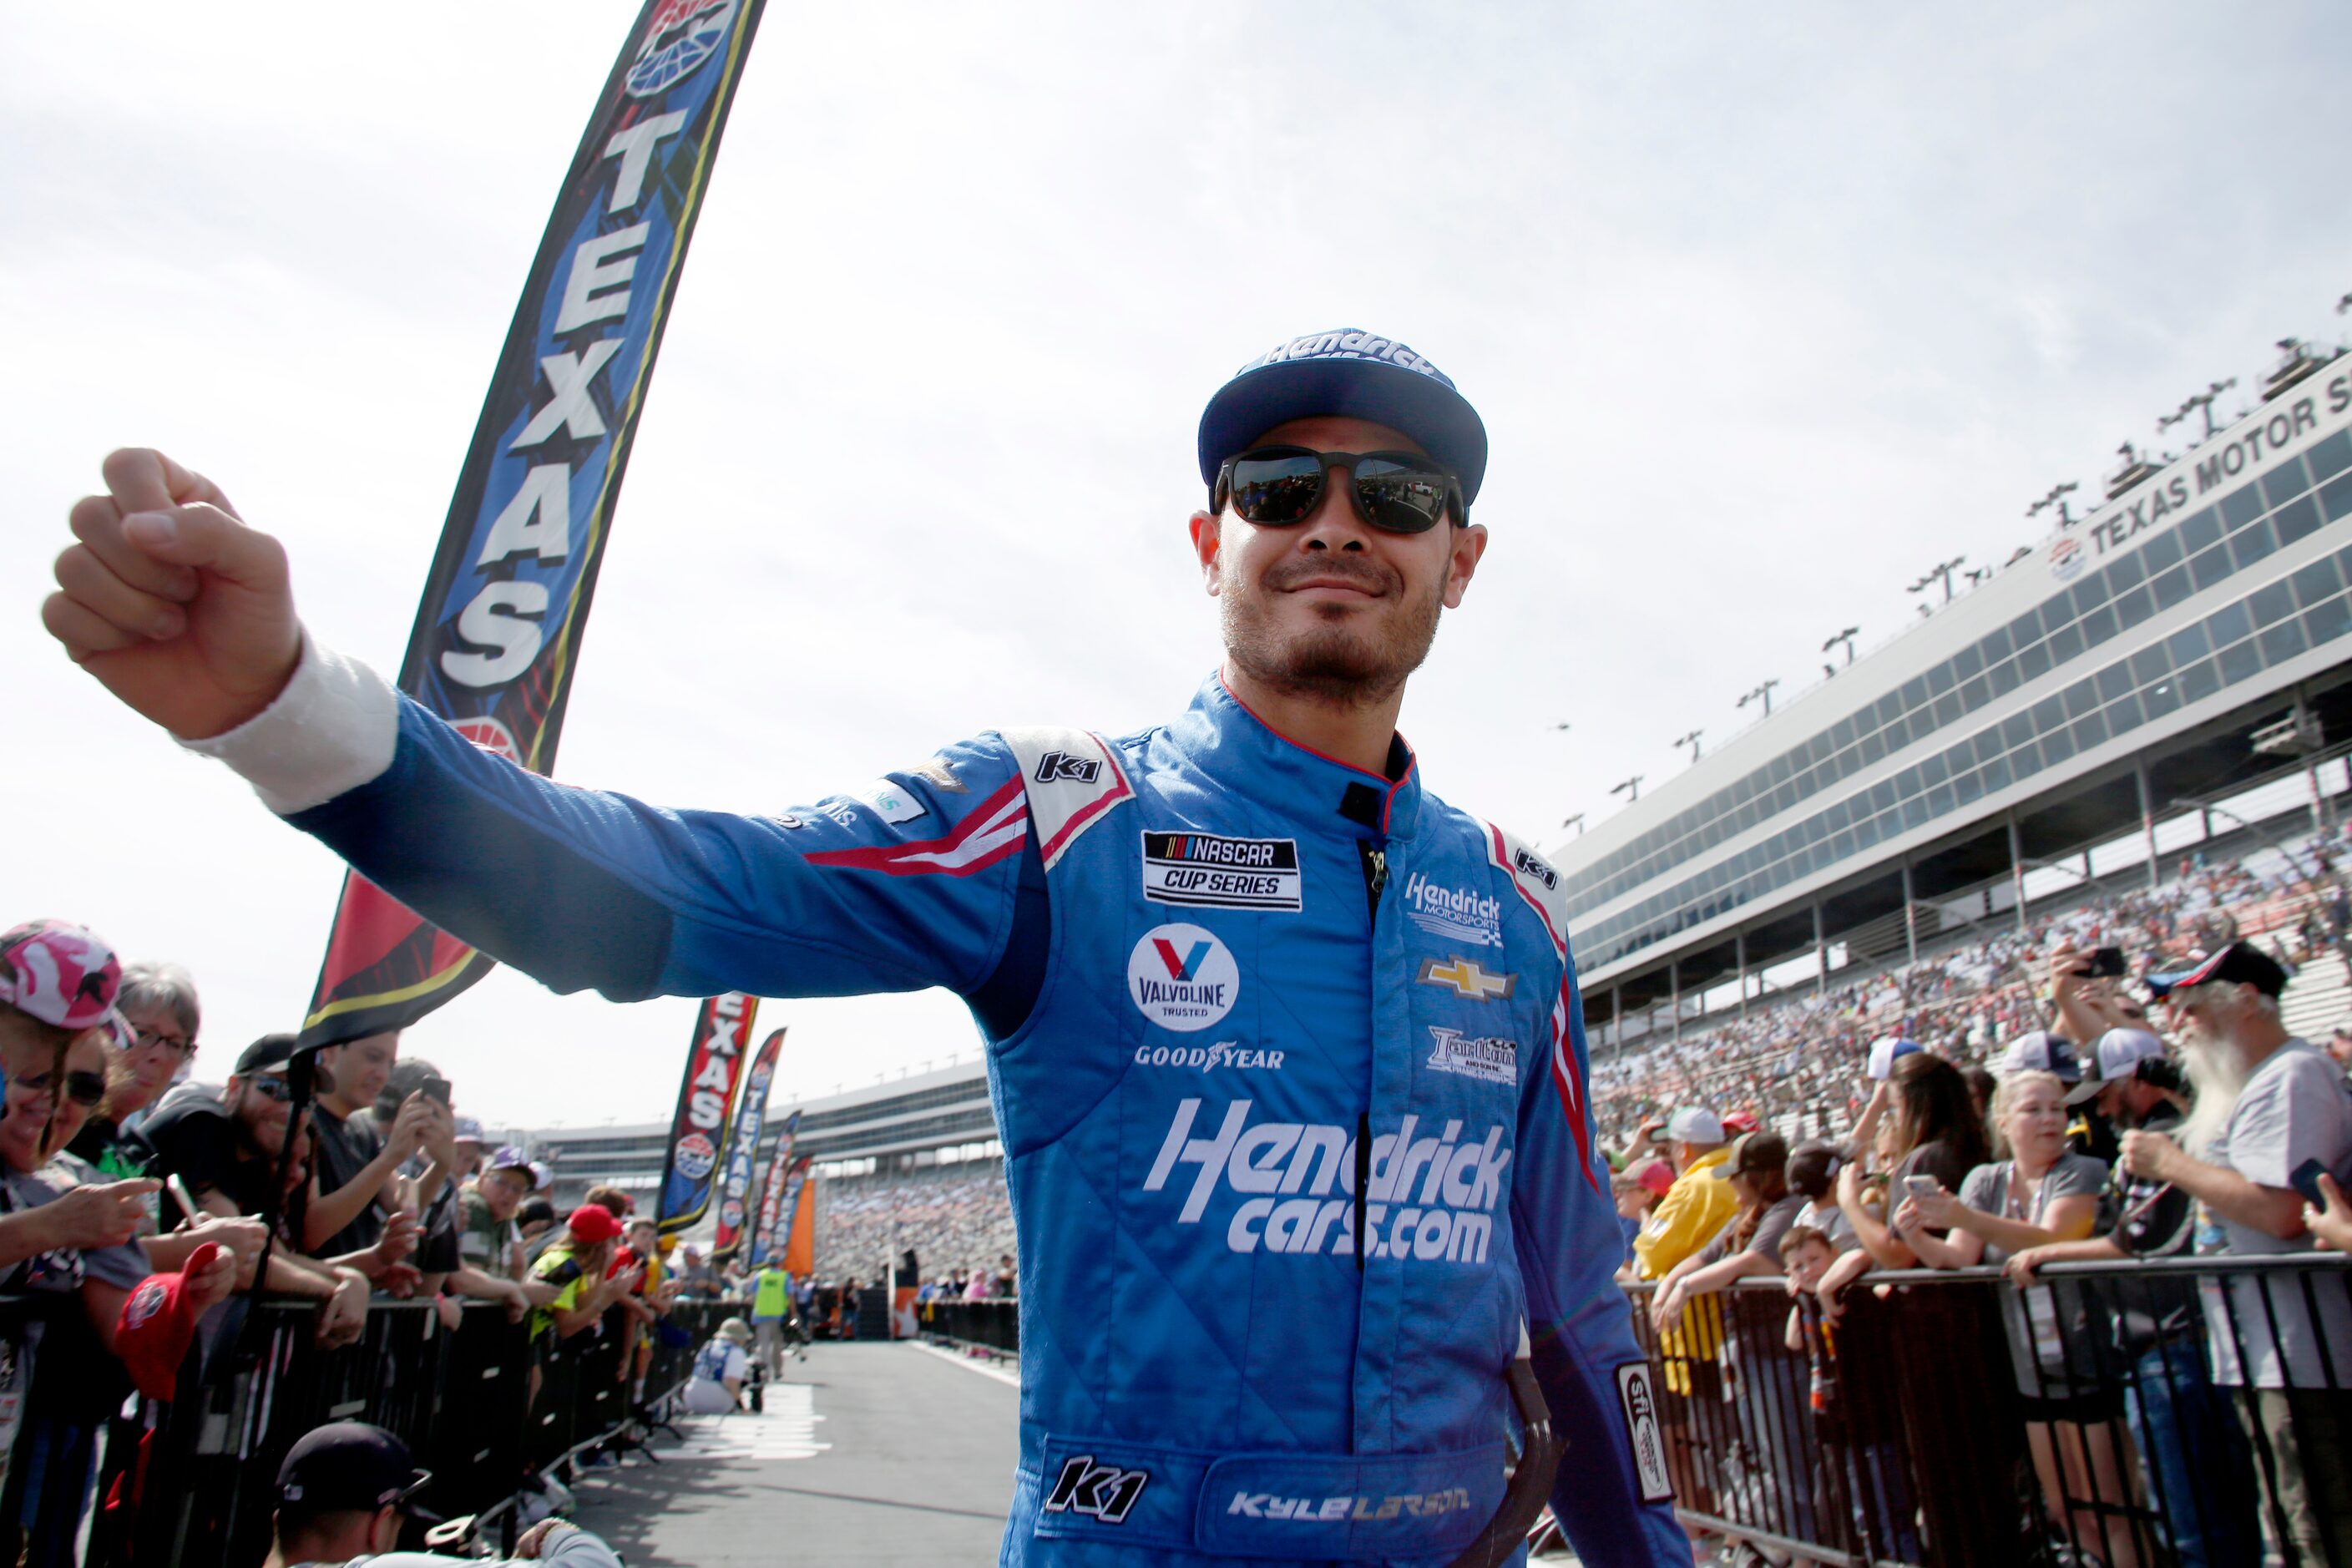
[0, 916, 743, 1567]
[1596, 828, 2352, 1568]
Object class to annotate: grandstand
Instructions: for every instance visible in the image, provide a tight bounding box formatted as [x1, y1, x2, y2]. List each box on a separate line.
[1552, 341, 2352, 1073]
[526, 1060, 1007, 1276]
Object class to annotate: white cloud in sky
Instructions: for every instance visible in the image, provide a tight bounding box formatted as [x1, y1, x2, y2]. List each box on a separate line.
[4, 3, 2346, 1127]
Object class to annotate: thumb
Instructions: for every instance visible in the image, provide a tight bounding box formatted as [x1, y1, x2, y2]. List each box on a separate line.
[122, 503, 289, 594]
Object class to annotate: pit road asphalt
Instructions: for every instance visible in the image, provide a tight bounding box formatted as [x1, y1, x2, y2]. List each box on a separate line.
[569, 1341, 1018, 1568]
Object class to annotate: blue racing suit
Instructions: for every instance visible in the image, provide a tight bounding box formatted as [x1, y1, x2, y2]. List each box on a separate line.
[225, 652, 1687, 1567]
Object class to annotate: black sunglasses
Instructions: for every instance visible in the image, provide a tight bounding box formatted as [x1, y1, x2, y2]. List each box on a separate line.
[1212, 446, 1464, 534]
[245, 1075, 296, 1103]
[13, 1069, 105, 1108]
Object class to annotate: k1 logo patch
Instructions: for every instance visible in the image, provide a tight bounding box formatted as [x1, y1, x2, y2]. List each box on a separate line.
[1034, 751, 1100, 784]
[1141, 832, 1302, 912]
[1044, 1456, 1149, 1525]
[1127, 923, 1239, 1032]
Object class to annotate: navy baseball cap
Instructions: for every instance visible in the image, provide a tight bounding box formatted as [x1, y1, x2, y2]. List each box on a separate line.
[2147, 941, 2288, 1001]
[1198, 329, 1490, 505]
[276, 1421, 439, 1520]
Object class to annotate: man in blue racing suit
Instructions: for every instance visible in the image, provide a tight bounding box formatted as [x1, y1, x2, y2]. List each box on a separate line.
[43, 329, 1689, 1567]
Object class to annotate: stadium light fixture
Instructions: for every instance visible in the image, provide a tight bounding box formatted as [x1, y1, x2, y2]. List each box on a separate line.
[1821, 626, 1859, 666]
[1560, 812, 1586, 837]
[1672, 729, 1703, 763]
[1907, 556, 1965, 604]
[1736, 679, 1779, 718]
[2026, 482, 2079, 529]
[1611, 776, 1643, 804]
[2158, 377, 2236, 444]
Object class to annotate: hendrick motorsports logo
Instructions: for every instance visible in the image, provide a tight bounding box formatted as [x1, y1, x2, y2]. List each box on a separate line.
[1127, 923, 1238, 1032]
[1402, 873, 1501, 948]
[672, 1131, 717, 1182]
[626, 0, 739, 98]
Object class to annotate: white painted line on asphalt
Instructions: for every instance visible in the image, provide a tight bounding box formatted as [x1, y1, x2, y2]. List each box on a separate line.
[663, 1383, 831, 1460]
[908, 1338, 1022, 1388]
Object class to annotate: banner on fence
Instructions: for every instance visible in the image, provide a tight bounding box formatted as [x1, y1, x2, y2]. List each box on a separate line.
[297, 0, 772, 1047]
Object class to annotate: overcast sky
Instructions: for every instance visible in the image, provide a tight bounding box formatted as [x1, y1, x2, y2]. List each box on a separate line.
[7, 4, 2347, 1130]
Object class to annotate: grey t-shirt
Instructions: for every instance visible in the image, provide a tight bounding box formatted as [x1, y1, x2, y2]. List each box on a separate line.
[1697, 1194, 1808, 1268]
[1959, 1151, 2109, 1397]
[2198, 1039, 2352, 1388]
[1956, 1152, 2108, 1268]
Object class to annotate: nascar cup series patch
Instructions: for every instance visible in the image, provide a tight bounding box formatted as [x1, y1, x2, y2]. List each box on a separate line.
[1127, 923, 1239, 1031]
[1140, 832, 1302, 912]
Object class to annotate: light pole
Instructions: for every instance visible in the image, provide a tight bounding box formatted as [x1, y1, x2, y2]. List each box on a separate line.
[2159, 378, 2236, 444]
[1908, 556, 1965, 605]
[1611, 776, 1643, 805]
[1737, 680, 1779, 719]
[1560, 812, 1586, 837]
[1822, 626, 1859, 667]
[2026, 483, 2079, 529]
[1673, 730, 1703, 764]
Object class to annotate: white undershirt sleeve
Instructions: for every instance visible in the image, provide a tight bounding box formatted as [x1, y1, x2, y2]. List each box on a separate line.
[176, 631, 401, 816]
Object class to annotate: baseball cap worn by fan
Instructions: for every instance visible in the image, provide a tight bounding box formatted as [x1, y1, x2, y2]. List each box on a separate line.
[1620, 1159, 1675, 1199]
[1999, 1029, 2083, 1083]
[2146, 940, 2289, 1001]
[235, 1033, 298, 1078]
[0, 918, 132, 1048]
[1661, 1107, 1726, 1146]
[277, 1420, 439, 1522]
[487, 1145, 539, 1186]
[567, 1203, 622, 1246]
[1198, 330, 1490, 503]
[2065, 1028, 2171, 1106]
[1713, 1130, 1788, 1181]
[1865, 1036, 1923, 1080]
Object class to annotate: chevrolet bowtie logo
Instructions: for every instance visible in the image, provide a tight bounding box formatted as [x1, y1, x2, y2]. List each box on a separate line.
[1418, 956, 1515, 1002]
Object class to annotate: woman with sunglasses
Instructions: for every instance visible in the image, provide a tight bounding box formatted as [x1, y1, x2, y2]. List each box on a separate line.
[0, 1009, 240, 1566]
[67, 959, 200, 1184]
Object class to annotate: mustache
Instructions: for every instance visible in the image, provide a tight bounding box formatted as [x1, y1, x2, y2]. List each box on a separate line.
[1263, 556, 1399, 594]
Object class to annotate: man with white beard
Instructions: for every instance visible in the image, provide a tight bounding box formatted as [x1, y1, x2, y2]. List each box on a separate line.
[2119, 942, 2352, 1567]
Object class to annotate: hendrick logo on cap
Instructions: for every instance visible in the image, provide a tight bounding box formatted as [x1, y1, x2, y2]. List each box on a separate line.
[1239, 329, 1455, 387]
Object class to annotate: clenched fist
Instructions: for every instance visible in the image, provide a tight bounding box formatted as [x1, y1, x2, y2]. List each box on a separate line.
[43, 449, 301, 739]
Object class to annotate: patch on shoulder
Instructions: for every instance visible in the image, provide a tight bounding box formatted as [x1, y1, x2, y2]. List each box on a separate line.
[1001, 726, 1135, 869]
[1483, 822, 1569, 958]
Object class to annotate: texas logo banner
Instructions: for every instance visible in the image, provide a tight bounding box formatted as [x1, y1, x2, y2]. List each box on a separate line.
[657, 993, 760, 1237]
[711, 1030, 786, 1258]
[747, 1109, 802, 1267]
[298, 0, 771, 1047]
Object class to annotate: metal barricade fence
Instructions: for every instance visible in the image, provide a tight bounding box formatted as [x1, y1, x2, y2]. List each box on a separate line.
[97, 1293, 745, 1567]
[1626, 1253, 2352, 1567]
[922, 1297, 1019, 1354]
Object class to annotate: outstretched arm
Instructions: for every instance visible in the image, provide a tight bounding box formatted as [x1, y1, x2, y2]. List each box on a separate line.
[43, 450, 1035, 1013]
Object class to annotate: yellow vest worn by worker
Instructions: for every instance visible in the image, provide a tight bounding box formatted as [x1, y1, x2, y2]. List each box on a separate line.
[754, 1267, 792, 1320]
